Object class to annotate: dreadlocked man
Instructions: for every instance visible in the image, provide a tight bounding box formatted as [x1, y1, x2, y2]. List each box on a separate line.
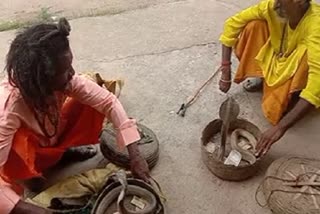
[0, 18, 149, 214]
[218, 0, 320, 156]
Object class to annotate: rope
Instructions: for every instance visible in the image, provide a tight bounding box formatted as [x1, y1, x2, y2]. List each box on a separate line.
[255, 157, 320, 211]
[255, 174, 320, 207]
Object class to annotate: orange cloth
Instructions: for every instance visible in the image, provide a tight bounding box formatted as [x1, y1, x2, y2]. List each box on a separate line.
[234, 20, 308, 125]
[0, 73, 140, 214]
[0, 98, 104, 192]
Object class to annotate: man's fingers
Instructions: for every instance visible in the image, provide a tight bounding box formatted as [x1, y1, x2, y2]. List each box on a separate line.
[262, 140, 274, 156]
[219, 83, 225, 92]
[137, 171, 150, 183]
[256, 146, 264, 157]
[256, 139, 263, 151]
[220, 86, 230, 93]
[256, 138, 267, 157]
[132, 168, 150, 183]
[143, 174, 151, 183]
[219, 80, 231, 93]
[255, 138, 264, 153]
[262, 144, 270, 156]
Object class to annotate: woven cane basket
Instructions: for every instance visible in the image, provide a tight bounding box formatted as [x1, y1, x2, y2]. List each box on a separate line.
[201, 118, 263, 181]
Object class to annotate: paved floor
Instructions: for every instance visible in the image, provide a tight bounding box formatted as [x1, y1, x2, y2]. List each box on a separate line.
[1, 0, 320, 213]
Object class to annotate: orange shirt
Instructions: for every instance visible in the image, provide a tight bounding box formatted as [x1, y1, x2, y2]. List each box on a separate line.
[0, 74, 140, 213]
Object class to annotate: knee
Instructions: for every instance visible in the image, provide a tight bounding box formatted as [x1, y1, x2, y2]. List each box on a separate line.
[244, 20, 268, 31]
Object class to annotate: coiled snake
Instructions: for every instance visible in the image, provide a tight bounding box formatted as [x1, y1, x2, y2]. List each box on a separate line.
[230, 128, 257, 165]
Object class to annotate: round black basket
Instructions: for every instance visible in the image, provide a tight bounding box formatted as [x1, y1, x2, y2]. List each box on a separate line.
[92, 178, 166, 214]
[201, 118, 264, 181]
[100, 123, 159, 169]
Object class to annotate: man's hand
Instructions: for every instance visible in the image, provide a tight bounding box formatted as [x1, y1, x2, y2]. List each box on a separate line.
[130, 155, 150, 182]
[219, 65, 232, 93]
[256, 125, 286, 157]
[11, 200, 52, 214]
[127, 142, 150, 182]
[255, 98, 313, 157]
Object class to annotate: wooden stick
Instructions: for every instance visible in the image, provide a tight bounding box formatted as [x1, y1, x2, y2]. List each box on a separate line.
[309, 188, 320, 209]
[186, 67, 221, 106]
[285, 171, 297, 179]
[177, 67, 221, 117]
[293, 168, 320, 200]
[284, 182, 320, 187]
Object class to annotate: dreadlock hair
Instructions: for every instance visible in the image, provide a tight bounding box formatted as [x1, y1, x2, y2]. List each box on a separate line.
[6, 18, 71, 138]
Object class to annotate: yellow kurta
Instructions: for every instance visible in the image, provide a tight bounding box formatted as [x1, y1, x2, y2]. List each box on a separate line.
[220, 0, 320, 107]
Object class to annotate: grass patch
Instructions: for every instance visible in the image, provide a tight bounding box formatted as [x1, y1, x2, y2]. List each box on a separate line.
[0, 4, 156, 32]
[38, 7, 54, 22]
[0, 7, 55, 32]
[0, 21, 27, 32]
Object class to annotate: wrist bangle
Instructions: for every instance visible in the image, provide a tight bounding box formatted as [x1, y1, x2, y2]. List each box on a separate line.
[221, 61, 232, 66]
[220, 79, 231, 83]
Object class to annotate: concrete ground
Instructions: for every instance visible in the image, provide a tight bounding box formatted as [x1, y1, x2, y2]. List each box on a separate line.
[1, 0, 320, 213]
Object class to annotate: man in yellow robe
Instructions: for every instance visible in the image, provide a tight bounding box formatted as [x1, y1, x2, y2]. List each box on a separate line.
[218, 0, 320, 156]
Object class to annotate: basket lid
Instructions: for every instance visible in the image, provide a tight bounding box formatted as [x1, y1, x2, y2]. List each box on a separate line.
[100, 123, 159, 169]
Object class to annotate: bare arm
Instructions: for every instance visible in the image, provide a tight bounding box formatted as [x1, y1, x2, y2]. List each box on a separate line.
[67, 74, 141, 149]
[68, 74, 150, 181]
[221, 44, 232, 79]
[222, 44, 232, 63]
[256, 98, 313, 156]
[219, 44, 233, 93]
[218, 1, 269, 93]
[278, 98, 313, 131]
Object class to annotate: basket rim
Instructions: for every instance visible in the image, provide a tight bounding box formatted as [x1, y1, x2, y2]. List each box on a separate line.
[201, 118, 263, 170]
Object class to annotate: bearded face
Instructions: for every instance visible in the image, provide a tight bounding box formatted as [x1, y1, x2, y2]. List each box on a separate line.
[274, 0, 290, 21]
[274, 0, 310, 21]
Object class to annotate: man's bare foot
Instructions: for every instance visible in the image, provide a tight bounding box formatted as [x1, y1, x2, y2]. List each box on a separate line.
[59, 145, 97, 164]
[243, 78, 263, 92]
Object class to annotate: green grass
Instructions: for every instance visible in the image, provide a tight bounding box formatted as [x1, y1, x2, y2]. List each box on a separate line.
[0, 7, 55, 32]
[38, 7, 54, 22]
[0, 21, 27, 32]
[0, 5, 145, 32]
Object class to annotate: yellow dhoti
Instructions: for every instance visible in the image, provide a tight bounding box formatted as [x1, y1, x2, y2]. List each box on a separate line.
[234, 21, 309, 125]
